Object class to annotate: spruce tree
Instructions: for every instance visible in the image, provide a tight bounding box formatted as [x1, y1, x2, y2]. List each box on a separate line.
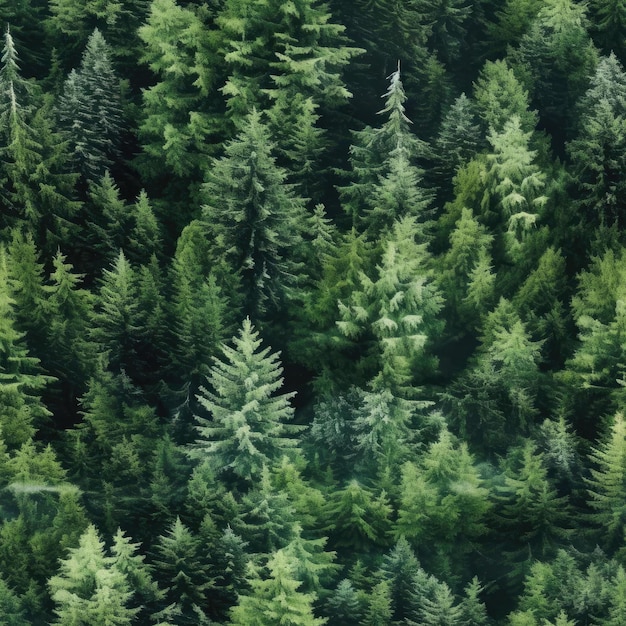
[152, 517, 211, 625]
[337, 217, 444, 396]
[190, 319, 301, 485]
[202, 109, 308, 321]
[0, 28, 80, 250]
[48, 525, 138, 626]
[229, 548, 326, 626]
[57, 28, 124, 183]
[137, 0, 222, 198]
[586, 412, 626, 549]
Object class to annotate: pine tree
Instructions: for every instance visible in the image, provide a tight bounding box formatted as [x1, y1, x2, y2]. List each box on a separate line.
[473, 59, 538, 135]
[137, 0, 222, 196]
[152, 517, 211, 625]
[439, 207, 495, 329]
[590, 0, 626, 61]
[218, 0, 360, 125]
[337, 217, 444, 396]
[83, 170, 129, 262]
[0, 28, 80, 249]
[323, 480, 392, 552]
[233, 465, 298, 555]
[229, 548, 327, 626]
[459, 577, 488, 626]
[0, 575, 28, 625]
[567, 54, 626, 229]
[395, 430, 490, 577]
[202, 109, 308, 321]
[379, 537, 422, 623]
[88, 251, 141, 377]
[325, 579, 364, 626]
[48, 524, 138, 626]
[167, 220, 227, 423]
[445, 299, 543, 451]
[586, 412, 626, 549]
[339, 64, 428, 226]
[190, 318, 301, 485]
[0, 249, 51, 448]
[45, 249, 94, 388]
[57, 28, 124, 183]
[362, 580, 392, 626]
[509, 0, 598, 149]
[432, 93, 483, 195]
[492, 441, 573, 583]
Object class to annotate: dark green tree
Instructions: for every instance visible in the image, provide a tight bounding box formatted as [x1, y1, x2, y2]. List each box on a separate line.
[586, 412, 626, 550]
[202, 109, 308, 321]
[0, 28, 81, 250]
[152, 517, 211, 625]
[509, 0, 598, 149]
[57, 28, 124, 183]
[590, 0, 626, 61]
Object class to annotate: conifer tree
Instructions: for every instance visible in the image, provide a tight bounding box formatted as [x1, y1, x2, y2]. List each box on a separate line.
[190, 319, 301, 485]
[88, 251, 141, 377]
[445, 299, 543, 451]
[362, 580, 393, 626]
[509, 0, 598, 148]
[292, 228, 375, 392]
[590, 0, 626, 61]
[0, 250, 51, 448]
[586, 412, 626, 549]
[323, 480, 392, 552]
[395, 430, 490, 576]
[137, 0, 222, 196]
[45, 249, 94, 388]
[379, 537, 422, 623]
[473, 59, 538, 135]
[567, 55, 626, 229]
[339, 64, 428, 226]
[0, 28, 80, 250]
[166, 221, 227, 426]
[325, 579, 363, 626]
[233, 465, 298, 555]
[337, 217, 444, 396]
[492, 441, 573, 583]
[57, 28, 124, 183]
[432, 93, 483, 194]
[48, 524, 138, 626]
[152, 517, 211, 625]
[439, 207, 495, 329]
[230, 548, 326, 626]
[218, 0, 359, 125]
[202, 109, 308, 321]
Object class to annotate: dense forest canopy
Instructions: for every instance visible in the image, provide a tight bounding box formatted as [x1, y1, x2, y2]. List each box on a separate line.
[1, 0, 626, 623]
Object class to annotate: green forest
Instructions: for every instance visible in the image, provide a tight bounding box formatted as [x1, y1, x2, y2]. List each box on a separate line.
[2, 0, 626, 623]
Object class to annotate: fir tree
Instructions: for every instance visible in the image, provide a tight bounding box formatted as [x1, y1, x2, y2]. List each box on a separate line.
[586, 412, 626, 549]
[190, 319, 301, 485]
[229, 549, 326, 626]
[152, 517, 211, 625]
[202, 109, 308, 321]
[57, 28, 124, 183]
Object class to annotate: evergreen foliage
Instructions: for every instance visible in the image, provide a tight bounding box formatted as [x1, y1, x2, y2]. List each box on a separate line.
[1, 3, 626, 624]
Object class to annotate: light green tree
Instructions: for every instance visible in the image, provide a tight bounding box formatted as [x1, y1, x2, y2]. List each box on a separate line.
[190, 319, 301, 485]
[229, 549, 327, 626]
[48, 524, 138, 626]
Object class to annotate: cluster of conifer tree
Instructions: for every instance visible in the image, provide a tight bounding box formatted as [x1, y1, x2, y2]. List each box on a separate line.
[2, 0, 626, 623]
